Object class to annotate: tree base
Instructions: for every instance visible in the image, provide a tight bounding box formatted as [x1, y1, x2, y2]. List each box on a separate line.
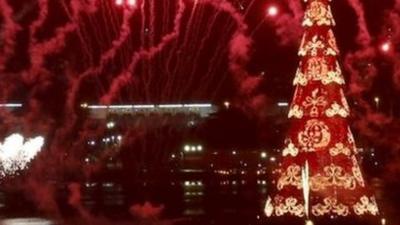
[264, 216, 382, 225]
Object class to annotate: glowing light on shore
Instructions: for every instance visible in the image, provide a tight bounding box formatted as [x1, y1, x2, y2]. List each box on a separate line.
[264, 197, 273, 217]
[0, 103, 22, 108]
[85, 103, 212, 109]
[1, 218, 53, 225]
[305, 220, 314, 225]
[0, 133, 44, 177]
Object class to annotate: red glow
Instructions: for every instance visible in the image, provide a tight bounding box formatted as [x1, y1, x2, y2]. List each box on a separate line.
[266, 5, 279, 17]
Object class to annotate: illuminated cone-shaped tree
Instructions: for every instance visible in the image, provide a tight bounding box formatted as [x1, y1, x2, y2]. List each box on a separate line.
[265, 0, 379, 219]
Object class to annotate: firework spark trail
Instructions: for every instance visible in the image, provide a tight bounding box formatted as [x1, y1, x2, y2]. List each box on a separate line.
[30, 0, 49, 44]
[243, 0, 256, 18]
[177, 2, 204, 67]
[165, 0, 197, 80]
[164, 1, 201, 99]
[23, 23, 76, 83]
[15, 1, 37, 22]
[184, 10, 224, 97]
[32, 1, 100, 162]
[80, 0, 115, 65]
[101, 0, 186, 104]
[173, 3, 209, 99]
[61, 0, 96, 68]
[99, 1, 123, 57]
[199, 0, 255, 98]
[67, 9, 135, 112]
[180, 5, 226, 96]
[192, 16, 237, 100]
[345, 0, 372, 47]
[0, 0, 21, 72]
[159, 0, 171, 80]
[144, 0, 161, 101]
[144, 0, 157, 100]
[113, 3, 133, 69]
[24, 0, 84, 84]
[160, 0, 179, 101]
[139, 0, 151, 100]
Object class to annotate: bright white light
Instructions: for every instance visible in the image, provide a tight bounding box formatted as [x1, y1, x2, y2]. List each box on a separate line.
[128, 0, 136, 7]
[261, 152, 267, 159]
[107, 121, 115, 129]
[267, 6, 279, 17]
[305, 220, 314, 225]
[85, 103, 213, 109]
[0, 133, 44, 177]
[0, 103, 23, 108]
[224, 101, 230, 108]
[134, 105, 155, 109]
[88, 105, 107, 109]
[264, 197, 273, 217]
[2, 218, 53, 225]
[115, 0, 123, 6]
[270, 157, 276, 162]
[302, 161, 310, 218]
[197, 145, 203, 151]
[381, 42, 391, 52]
[109, 105, 133, 109]
[184, 145, 190, 152]
[278, 102, 289, 107]
[183, 104, 212, 108]
[159, 104, 184, 108]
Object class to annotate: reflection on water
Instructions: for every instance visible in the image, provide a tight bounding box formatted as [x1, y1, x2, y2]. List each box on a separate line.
[0, 178, 268, 224]
[0, 191, 5, 209]
[0, 178, 393, 225]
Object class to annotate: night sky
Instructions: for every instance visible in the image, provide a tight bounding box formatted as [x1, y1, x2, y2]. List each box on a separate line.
[0, 0, 398, 152]
[0, 0, 398, 167]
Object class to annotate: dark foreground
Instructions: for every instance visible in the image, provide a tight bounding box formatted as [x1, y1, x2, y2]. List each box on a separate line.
[0, 179, 396, 225]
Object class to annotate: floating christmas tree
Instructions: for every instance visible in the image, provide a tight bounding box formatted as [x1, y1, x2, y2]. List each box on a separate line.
[265, 0, 379, 219]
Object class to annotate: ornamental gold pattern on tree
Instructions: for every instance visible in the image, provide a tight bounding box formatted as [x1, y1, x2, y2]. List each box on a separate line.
[265, 0, 379, 218]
